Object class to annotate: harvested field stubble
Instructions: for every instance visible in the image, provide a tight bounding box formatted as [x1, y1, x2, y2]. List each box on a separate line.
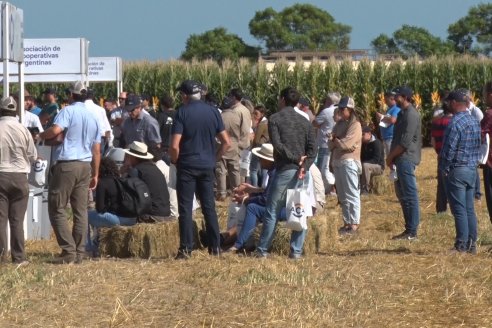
[2, 148, 492, 327]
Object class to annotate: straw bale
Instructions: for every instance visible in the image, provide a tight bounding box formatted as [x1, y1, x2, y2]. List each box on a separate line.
[372, 174, 394, 195]
[99, 220, 199, 259]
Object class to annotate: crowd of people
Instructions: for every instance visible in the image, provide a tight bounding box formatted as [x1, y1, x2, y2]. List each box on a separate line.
[0, 77, 491, 265]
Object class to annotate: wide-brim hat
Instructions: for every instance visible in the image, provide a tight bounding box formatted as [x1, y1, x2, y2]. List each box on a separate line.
[252, 143, 274, 162]
[123, 141, 154, 160]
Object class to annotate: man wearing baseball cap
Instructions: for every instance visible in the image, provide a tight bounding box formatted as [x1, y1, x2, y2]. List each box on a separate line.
[440, 90, 481, 254]
[121, 93, 161, 148]
[386, 86, 422, 240]
[0, 97, 37, 265]
[171, 79, 231, 259]
[40, 81, 101, 264]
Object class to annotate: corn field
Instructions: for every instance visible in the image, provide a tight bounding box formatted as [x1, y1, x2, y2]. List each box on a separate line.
[24, 55, 492, 144]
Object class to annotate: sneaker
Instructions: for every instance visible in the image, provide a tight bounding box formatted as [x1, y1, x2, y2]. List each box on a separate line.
[13, 260, 29, 267]
[340, 228, 358, 236]
[288, 253, 302, 260]
[391, 231, 417, 240]
[75, 253, 90, 264]
[224, 246, 239, 253]
[252, 250, 268, 259]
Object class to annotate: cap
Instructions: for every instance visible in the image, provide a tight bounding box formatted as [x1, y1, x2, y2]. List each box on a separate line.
[392, 86, 413, 99]
[337, 96, 355, 109]
[42, 88, 56, 95]
[176, 80, 201, 95]
[124, 94, 142, 111]
[445, 90, 468, 103]
[69, 81, 87, 95]
[0, 96, 17, 111]
[298, 97, 310, 107]
[140, 94, 151, 101]
[362, 126, 372, 133]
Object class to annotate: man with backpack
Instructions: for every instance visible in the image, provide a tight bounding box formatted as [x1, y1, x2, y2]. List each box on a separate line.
[123, 141, 172, 223]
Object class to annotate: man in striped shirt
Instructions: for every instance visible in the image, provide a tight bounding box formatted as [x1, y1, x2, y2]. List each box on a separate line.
[440, 90, 481, 254]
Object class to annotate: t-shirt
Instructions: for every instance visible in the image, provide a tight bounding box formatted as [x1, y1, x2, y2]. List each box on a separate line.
[23, 110, 44, 132]
[314, 105, 336, 148]
[52, 101, 101, 162]
[30, 106, 42, 116]
[171, 99, 225, 169]
[39, 102, 59, 128]
[380, 105, 401, 140]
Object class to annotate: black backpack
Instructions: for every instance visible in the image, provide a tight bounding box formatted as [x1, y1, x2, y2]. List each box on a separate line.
[114, 177, 152, 217]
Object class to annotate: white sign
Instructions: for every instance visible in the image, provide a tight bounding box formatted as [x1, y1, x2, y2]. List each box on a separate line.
[23, 38, 88, 75]
[88, 57, 122, 82]
[0, 2, 23, 62]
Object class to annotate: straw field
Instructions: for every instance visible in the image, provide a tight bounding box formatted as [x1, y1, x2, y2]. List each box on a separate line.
[1, 148, 492, 327]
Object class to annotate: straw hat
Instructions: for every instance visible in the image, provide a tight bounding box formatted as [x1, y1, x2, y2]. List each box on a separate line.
[122, 141, 154, 160]
[252, 143, 274, 162]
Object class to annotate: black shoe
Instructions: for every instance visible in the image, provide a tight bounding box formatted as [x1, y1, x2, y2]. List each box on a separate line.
[391, 231, 417, 240]
[468, 243, 477, 255]
[175, 250, 191, 260]
[75, 253, 90, 264]
[252, 250, 268, 259]
[209, 247, 221, 257]
[49, 253, 76, 264]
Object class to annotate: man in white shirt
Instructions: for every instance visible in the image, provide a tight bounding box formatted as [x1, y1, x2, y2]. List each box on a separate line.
[23, 96, 44, 133]
[85, 90, 112, 153]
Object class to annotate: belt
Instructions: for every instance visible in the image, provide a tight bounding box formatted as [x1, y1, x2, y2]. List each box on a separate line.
[57, 160, 84, 163]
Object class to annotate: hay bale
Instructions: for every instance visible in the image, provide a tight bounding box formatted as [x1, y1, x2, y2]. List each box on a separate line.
[250, 215, 330, 255]
[372, 175, 394, 195]
[99, 220, 200, 259]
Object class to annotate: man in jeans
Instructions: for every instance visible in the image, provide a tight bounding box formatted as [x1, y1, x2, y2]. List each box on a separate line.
[313, 92, 340, 192]
[40, 81, 101, 264]
[256, 87, 317, 259]
[170, 80, 231, 259]
[440, 90, 481, 254]
[386, 86, 422, 240]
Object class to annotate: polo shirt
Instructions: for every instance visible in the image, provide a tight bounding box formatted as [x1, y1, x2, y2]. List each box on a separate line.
[121, 111, 161, 147]
[172, 99, 225, 169]
[52, 101, 101, 162]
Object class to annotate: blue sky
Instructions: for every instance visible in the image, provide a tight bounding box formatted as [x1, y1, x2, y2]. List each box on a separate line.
[10, 0, 486, 60]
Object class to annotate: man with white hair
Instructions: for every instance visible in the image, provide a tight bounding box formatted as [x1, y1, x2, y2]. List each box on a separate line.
[313, 92, 340, 193]
[170, 80, 231, 259]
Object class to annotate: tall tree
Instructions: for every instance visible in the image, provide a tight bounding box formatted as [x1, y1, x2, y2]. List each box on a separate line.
[249, 4, 351, 52]
[181, 27, 259, 62]
[371, 25, 454, 58]
[448, 3, 492, 55]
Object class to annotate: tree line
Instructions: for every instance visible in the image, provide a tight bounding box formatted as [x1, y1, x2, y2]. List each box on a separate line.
[180, 3, 492, 61]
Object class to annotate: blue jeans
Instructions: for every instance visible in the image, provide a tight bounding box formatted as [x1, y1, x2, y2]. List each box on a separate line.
[257, 169, 307, 255]
[333, 160, 361, 225]
[86, 210, 136, 252]
[436, 167, 448, 213]
[445, 167, 478, 250]
[316, 147, 334, 186]
[249, 154, 267, 187]
[394, 158, 420, 235]
[177, 167, 220, 254]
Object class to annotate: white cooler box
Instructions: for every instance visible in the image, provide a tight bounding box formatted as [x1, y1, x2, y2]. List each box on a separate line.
[25, 187, 51, 240]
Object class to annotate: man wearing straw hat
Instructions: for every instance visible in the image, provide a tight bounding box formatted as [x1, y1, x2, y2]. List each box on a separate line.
[123, 141, 171, 223]
[40, 81, 101, 264]
[0, 96, 37, 265]
[171, 80, 231, 259]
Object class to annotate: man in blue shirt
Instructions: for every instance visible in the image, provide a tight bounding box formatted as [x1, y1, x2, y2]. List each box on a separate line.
[377, 91, 401, 157]
[170, 80, 231, 259]
[439, 90, 481, 254]
[40, 81, 101, 264]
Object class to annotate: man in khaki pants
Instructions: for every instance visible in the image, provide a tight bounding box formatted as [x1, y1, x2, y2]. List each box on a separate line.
[40, 81, 101, 264]
[0, 97, 37, 264]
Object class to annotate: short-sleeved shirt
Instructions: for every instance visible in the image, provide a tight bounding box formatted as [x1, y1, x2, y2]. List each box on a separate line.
[380, 105, 401, 140]
[85, 99, 111, 137]
[30, 106, 42, 116]
[314, 105, 336, 148]
[121, 111, 161, 147]
[172, 99, 225, 169]
[52, 101, 101, 162]
[23, 110, 44, 132]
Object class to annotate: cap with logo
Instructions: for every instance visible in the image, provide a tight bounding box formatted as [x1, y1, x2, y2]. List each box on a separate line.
[0, 96, 17, 111]
[124, 94, 142, 111]
[176, 80, 201, 95]
[337, 96, 355, 109]
[392, 86, 413, 99]
[445, 90, 468, 103]
[69, 81, 87, 95]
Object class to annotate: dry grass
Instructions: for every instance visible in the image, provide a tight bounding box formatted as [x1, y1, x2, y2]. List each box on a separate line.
[2, 148, 492, 327]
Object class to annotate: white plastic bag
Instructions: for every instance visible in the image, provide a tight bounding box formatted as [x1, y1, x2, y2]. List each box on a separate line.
[480, 133, 490, 165]
[226, 203, 246, 233]
[285, 180, 310, 231]
[28, 159, 47, 187]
